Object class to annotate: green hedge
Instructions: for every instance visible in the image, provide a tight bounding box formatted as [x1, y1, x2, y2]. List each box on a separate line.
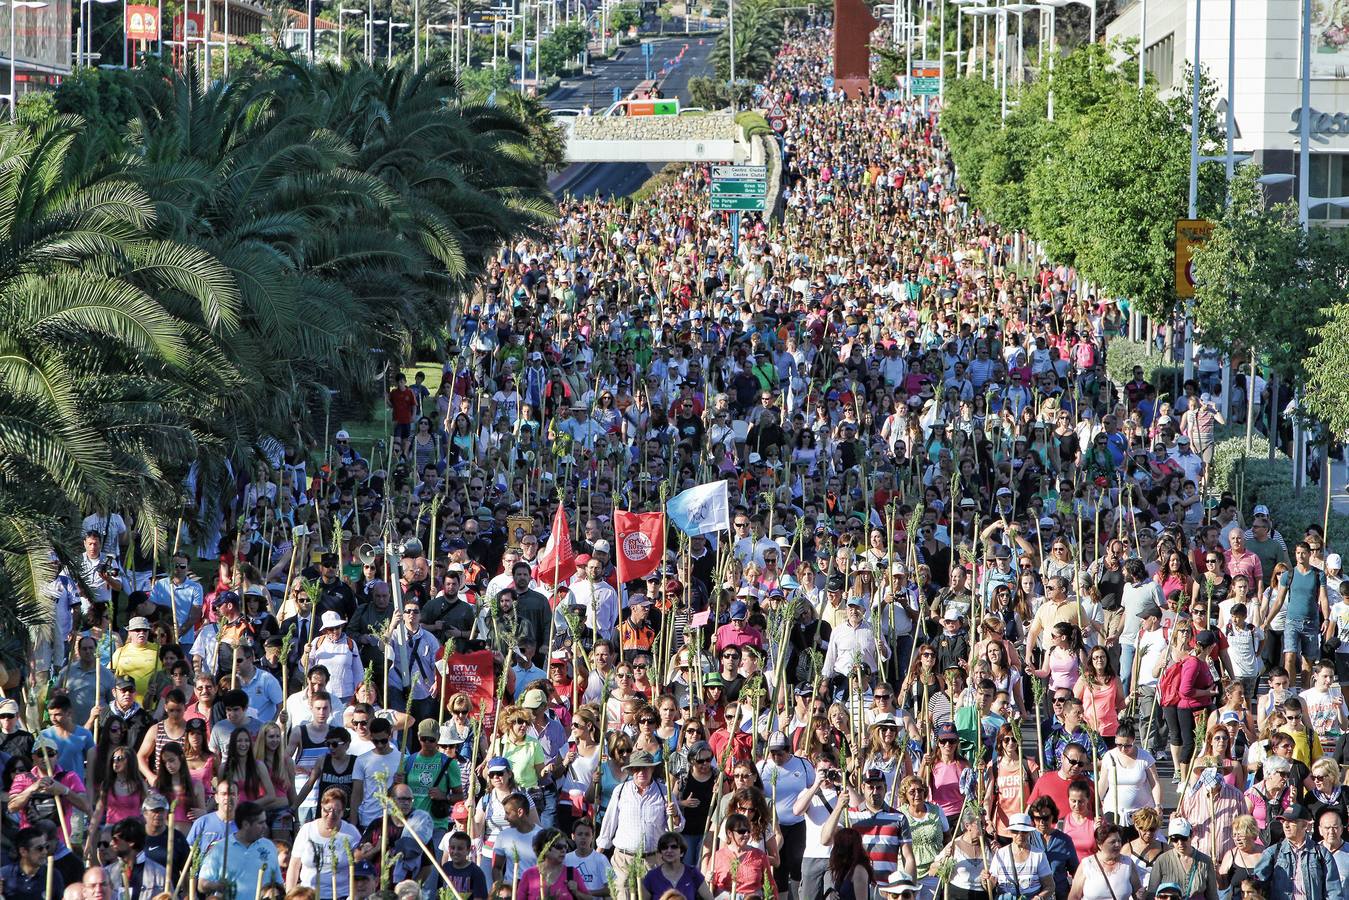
[1105, 338, 1181, 403]
[1208, 433, 1348, 545]
[735, 110, 771, 137]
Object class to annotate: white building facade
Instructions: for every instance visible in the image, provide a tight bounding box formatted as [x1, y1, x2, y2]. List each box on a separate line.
[1106, 0, 1349, 221]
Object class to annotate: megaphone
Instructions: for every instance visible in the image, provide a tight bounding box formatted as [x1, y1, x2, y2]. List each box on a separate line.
[358, 543, 383, 566]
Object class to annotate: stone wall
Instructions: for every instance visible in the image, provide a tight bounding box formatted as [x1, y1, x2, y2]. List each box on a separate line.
[571, 113, 738, 142]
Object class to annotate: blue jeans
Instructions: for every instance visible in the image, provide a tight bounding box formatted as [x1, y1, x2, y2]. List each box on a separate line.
[1284, 620, 1322, 661]
[1119, 643, 1137, 694]
[683, 834, 704, 869]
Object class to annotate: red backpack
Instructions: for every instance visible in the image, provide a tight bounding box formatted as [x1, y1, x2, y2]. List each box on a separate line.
[1158, 658, 1187, 707]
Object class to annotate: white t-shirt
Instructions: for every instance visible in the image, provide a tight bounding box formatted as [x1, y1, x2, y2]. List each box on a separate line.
[1299, 686, 1348, 736]
[990, 846, 1051, 895]
[292, 819, 362, 900]
[565, 849, 614, 892]
[352, 749, 403, 827]
[493, 824, 540, 879]
[1135, 629, 1169, 688]
[801, 788, 842, 860]
[757, 755, 816, 826]
[1223, 622, 1264, 679]
[1331, 601, 1349, 655]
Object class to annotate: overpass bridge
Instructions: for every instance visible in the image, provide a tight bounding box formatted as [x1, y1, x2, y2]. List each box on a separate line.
[553, 109, 765, 165]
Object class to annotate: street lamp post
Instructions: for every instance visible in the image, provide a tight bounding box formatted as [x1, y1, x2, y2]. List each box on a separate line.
[372, 18, 409, 63]
[6, 0, 47, 119]
[338, 7, 363, 62]
[1005, 3, 1035, 88]
[1041, 0, 1092, 44]
[1137, 0, 1147, 88]
[77, 0, 117, 66]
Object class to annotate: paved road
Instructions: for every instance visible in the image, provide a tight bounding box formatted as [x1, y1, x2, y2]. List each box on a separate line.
[546, 33, 717, 198]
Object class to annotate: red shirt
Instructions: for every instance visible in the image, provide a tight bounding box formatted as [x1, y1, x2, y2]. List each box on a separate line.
[388, 387, 417, 425]
[708, 726, 752, 767]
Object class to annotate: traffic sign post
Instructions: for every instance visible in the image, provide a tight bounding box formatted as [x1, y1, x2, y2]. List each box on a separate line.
[711, 164, 769, 213]
[910, 60, 940, 97]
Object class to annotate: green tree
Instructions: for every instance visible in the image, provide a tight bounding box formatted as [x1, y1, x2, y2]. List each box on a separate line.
[711, 0, 782, 82]
[0, 115, 237, 624]
[1191, 166, 1315, 388]
[609, 3, 642, 33]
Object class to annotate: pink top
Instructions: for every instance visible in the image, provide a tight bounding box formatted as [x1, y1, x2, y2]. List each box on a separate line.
[168, 783, 194, 826]
[1075, 678, 1122, 737]
[1047, 647, 1081, 692]
[929, 759, 968, 818]
[1062, 813, 1100, 859]
[105, 787, 145, 825]
[518, 865, 587, 900]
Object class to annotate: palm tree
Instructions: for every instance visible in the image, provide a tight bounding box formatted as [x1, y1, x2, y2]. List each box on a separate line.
[0, 115, 237, 628]
[712, 0, 782, 83]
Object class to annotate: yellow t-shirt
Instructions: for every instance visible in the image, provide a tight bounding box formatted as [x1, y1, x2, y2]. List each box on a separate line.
[112, 642, 162, 703]
[1280, 724, 1323, 767]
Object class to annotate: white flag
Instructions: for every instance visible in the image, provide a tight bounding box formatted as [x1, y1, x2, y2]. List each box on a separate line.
[666, 480, 731, 537]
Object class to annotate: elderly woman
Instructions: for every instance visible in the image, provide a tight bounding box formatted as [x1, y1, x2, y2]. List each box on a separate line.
[982, 813, 1053, 900]
[1217, 815, 1265, 894]
[1306, 757, 1349, 824]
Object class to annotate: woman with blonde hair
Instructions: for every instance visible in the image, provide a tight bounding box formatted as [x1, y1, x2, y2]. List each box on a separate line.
[1307, 757, 1349, 823]
[1125, 807, 1166, 876]
[1217, 815, 1264, 894]
[255, 721, 299, 840]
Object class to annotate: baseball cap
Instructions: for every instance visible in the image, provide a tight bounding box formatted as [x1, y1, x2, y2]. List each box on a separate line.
[335, 429, 350, 440]
[1167, 818, 1192, 838]
[863, 768, 887, 783]
[142, 792, 170, 811]
[521, 688, 548, 709]
[766, 732, 789, 751]
[0, 698, 16, 715]
[417, 719, 439, 739]
[935, 722, 958, 742]
[1253, 504, 1270, 517]
[943, 608, 963, 621]
[728, 601, 748, 620]
[1279, 802, 1313, 822]
[1331, 553, 1344, 571]
[592, 539, 611, 555]
[846, 596, 866, 609]
[1155, 884, 1184, 899]
[485, 757, 511, 774]
[1194, 630, 1218, 648]
[114, 675, 137, 690]
[826, 573, 846, 592]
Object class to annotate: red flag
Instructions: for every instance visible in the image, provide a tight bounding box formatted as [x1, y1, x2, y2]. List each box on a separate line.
[614, 510, 665, 585]
[535, 502, 577, 588]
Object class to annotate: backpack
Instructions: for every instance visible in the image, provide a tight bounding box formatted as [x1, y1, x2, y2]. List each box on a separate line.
[1158, 658, 1186, 707]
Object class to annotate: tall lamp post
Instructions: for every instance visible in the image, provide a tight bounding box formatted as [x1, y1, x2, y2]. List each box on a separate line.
[77, 0, 117, 66]
[338, 7, 363, 62]
[372, 18, 409, 63]
[1040, 0, 1092, 44]
[6, 0, 47, 118]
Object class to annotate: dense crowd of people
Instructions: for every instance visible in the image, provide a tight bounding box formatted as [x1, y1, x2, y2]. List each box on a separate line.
[2, 23, 1344, 900]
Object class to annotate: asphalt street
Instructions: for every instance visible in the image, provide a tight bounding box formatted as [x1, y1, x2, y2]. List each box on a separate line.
[546, 33, 717, 199]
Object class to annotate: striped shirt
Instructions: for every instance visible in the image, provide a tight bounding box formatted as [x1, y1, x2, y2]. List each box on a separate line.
[597, 778, 681, 855]
[847, 804, 912, 875]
